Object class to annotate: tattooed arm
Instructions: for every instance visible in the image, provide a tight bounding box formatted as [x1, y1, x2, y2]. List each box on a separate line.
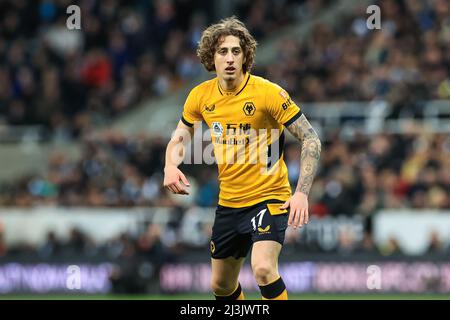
[287, 114, 321, 195]
[280, 114, 321, 228]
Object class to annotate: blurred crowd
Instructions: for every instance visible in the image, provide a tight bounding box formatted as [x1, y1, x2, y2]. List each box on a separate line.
[0, 123, 448, 262]
[1, 210, 450, 267]
[0, 0, 315, 139]
[294, 129, 450, 217]
[5, 0, 449, 139]
[257, 0, 450, 114]
[0, 129, 218, 207]
[1, 128, 448, 212]
[0, 126, 449, 260]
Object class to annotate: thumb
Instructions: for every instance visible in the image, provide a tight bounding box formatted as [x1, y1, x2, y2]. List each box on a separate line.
[280, 200, 290, 209]
[179, 172, 190, 186]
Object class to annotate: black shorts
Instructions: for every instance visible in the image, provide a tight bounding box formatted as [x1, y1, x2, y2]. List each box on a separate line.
[210, 199, 289, 259]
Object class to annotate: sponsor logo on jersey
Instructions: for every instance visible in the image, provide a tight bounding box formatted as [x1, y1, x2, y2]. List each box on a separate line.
[225, 123, 251, 135]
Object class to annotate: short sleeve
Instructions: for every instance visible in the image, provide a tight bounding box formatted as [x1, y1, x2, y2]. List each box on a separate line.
[266, 82, 302, 127]
[181, 87, 203, 127]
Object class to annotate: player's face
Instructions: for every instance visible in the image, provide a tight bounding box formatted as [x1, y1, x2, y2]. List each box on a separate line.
[214, 35, 245, 82]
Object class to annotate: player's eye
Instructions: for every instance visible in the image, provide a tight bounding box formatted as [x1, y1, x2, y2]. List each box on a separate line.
[233, 49, 241, 55]
[218, 49, 227, 55]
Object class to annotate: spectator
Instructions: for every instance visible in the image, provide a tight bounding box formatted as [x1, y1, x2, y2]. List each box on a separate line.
[379, 236, 404, 256]
[0, 0, 307, 139]
[426, 230, 445, 254]
[38, 231, 62, 258]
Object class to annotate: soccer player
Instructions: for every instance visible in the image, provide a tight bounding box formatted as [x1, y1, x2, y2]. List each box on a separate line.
[163, 17, 321, 300]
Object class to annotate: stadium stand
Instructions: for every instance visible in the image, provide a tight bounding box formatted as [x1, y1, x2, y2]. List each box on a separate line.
[0, 0, 449, 296]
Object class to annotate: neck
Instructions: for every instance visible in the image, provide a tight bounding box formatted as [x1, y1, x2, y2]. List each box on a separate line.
[219, 72, 245, 91]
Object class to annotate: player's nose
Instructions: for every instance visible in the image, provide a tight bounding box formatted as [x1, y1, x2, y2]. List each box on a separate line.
[226, 52, 234, 63]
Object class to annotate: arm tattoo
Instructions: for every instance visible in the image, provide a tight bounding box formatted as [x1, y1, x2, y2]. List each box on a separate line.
[286, 114, 321, 196]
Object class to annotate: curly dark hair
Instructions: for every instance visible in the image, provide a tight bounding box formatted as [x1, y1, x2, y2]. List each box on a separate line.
[197, 16, 257, 73]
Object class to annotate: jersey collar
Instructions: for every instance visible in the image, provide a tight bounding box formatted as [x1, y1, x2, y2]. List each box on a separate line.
[217, 72, 251, 96]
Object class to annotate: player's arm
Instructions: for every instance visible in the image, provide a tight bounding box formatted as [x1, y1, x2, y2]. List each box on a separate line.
[163, 120, 196, 195]
[286, 114, 321, 196]
[282, 114, 321, 227]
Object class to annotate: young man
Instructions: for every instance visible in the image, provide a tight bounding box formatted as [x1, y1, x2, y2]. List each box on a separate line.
[163, 17, 321, 300]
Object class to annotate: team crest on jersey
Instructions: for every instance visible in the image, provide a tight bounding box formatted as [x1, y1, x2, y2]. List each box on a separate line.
[205, 104, 215, 112]
[212, 122, 223, 136]
[243, 102, 256, 116]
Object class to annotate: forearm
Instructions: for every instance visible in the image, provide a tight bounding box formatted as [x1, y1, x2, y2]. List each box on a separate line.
[165, 120, 195, 169]
[296, 135, 321, 195]
[286, 114, 321, 196]
[165, 136, 186, 169]
[164, 129, 192, 195]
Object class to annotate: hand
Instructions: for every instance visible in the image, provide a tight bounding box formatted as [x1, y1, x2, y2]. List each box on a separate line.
[280, 192, 309, 229]
[163, 166, 190, 195]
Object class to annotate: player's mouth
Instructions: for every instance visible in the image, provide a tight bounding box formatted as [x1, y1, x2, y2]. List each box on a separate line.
[225, 66, 235, 73]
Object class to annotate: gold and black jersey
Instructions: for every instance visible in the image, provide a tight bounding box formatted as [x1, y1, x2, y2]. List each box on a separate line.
[181, 72, 302, 208]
